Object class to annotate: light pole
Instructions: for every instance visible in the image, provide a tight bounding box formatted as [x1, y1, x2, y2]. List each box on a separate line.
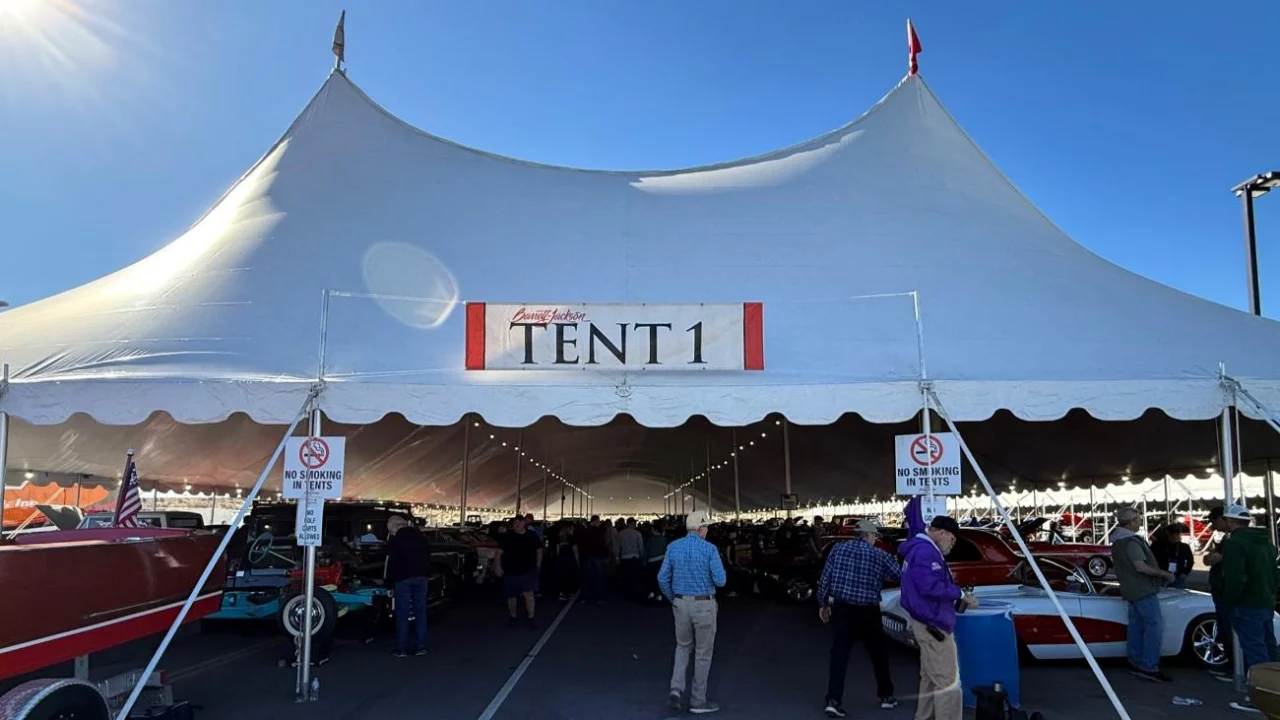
[1232, 171, 1280, 316]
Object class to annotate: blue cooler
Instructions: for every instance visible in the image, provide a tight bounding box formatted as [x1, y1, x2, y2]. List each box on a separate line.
[953, 599, 1020, 708]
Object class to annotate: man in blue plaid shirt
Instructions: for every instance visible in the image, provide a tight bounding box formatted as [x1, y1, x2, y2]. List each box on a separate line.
[817, 519, 901, 718]
[658, 511, 727, 715]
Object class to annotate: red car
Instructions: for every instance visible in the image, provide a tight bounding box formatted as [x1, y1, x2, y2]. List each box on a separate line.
[993, 519, 1113, 579]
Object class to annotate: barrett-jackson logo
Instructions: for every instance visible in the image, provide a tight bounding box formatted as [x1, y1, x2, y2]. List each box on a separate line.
[509, 307, 590, 324]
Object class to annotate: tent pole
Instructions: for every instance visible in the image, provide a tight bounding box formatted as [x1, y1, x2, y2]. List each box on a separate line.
[705, 437, 712, 519]
[690, 458, 697, 513]
[732, 429, 741, 520]
[542, 469, 548, 523]
[782, 418, 792, 518]
[1220, 387, 1246, 693]
[928, 388, 1132, 720]
[1267, 459, 1277, 552]
[559, 461, 565, 520]
[0, 364, 8, 532]
[297, 406, 322, 702]
[459, 416, 472, 528]
[515, 429, 523, 516]
[116, 389, 317, 720]
[1163, 475, 1171, 523]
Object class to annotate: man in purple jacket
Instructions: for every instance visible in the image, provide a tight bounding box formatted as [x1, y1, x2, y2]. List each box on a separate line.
[899, 513, 976, 720]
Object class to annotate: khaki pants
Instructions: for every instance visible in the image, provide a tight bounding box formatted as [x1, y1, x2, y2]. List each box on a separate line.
[670, 597, 718, 705]
[909, 619, 961, 720]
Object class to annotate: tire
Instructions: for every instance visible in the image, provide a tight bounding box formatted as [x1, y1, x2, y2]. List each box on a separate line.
[0, 680, 110, 720]
[784, 577, 815, 603]
[278, 586, 338, 639]
[1085, 556, 1110, 579]
[1078, 531, 1095, 544]
[1182, 614, 1229, 669]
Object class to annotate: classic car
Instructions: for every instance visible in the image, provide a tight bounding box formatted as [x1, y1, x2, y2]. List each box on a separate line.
[878, 559, 1269, 669]
[994, 519, 1113, 579]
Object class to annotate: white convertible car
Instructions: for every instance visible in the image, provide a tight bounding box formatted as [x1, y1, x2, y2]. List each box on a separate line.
[879, 560, 1280, 668]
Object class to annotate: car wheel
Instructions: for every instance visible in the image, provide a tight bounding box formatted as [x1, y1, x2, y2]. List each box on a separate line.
[1085, 556, 1109, 579]
[278, 587, 338, 639]
[1078, 531, 1095, 544]
[1, 680, 110, 720]
[1183, 614, 1228, 668]
[784, 577, 815, 603]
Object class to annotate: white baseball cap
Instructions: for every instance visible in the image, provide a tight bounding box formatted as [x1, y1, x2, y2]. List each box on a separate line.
[1223, 504, 1252, 521]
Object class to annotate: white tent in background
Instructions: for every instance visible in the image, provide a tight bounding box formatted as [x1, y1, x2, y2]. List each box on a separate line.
[3, 69, 1280, 509]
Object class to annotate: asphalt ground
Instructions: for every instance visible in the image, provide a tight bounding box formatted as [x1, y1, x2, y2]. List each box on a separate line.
[6, 586, 1249, 719]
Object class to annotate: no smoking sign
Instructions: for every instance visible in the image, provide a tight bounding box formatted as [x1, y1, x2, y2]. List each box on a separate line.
[282, 436, 346, 500]
[894, 432, 961, 496]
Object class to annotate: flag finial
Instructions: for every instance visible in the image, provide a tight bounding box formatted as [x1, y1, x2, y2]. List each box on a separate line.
[332, 10, 346, 72]
[906, 19, 922, 77]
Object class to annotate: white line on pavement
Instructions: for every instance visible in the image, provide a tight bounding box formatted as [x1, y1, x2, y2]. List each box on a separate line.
[476, 593, 579, 720]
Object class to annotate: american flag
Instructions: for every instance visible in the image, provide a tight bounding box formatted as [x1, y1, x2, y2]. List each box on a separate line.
[113, 450, 143, 528]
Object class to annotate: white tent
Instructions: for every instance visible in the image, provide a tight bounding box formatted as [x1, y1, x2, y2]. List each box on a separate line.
[3, 70, 1279, 512]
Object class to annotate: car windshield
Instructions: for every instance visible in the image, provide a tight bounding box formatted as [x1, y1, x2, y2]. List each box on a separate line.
[1015, 558, 1090, 595]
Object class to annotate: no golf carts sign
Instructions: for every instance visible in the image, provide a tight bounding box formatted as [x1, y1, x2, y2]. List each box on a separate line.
[894, 432, 961, 496]
[283, 436, 346, 547]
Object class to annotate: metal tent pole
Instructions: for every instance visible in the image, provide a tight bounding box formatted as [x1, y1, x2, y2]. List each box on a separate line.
[690, 458, 697, 513]
[1221, 398, 1246, 692]
[705, 438, 712, 518]
[515, 429, 523, 515]
[782, 418, 792, 518]
[297, 407, 321, 702]
[1267, 459, 1277, 548]
[1163, 475, 1171, 522]
[542, 469, 549, 522]
[459, 417, 472, 527]
[732, 429, 741, 520]
[0, 364, 9, 530]
[928, 389, 1132, 720]
[116, 391, 316, 720]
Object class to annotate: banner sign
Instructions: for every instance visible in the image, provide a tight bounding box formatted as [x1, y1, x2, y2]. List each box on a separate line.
[894, 432, 961, 496]
[465, 302, 764, 371]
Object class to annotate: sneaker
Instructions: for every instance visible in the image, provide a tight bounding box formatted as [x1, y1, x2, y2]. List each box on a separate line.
[1153, 671, 1173, 683]
[392, 650, 408, 658]
[880, 696, 899, 709]
[1231, 700, 1261, 714]
[824, 700, 847, 717]
[414, 648, 428, 657]
[1128, 668, 1159, 682]
[667, 692, 683, 710]
[689, 701, 721, 714]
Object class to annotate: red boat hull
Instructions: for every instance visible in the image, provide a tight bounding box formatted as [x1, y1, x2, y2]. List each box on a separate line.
[0, 528, 226, 680]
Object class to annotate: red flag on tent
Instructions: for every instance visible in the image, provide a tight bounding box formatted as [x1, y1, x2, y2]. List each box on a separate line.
[907, 19, 922, 76]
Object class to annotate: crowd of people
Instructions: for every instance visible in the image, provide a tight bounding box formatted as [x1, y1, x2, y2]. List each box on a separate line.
[375, 501, 1279, 717]
[1113, 503, 1279, 713]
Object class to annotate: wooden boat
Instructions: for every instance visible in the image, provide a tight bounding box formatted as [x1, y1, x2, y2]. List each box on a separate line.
[0, 527, 226, 680]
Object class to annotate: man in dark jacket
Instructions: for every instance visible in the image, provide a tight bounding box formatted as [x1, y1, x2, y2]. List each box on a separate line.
[1151, 523, 1195, 589]
[1204, 506, 1234, 680]
[1110, 507, 1174, 682]
[385, 515, 432, 657]
[899, 513, 976, 720]
[1220, 504, 1280, 711]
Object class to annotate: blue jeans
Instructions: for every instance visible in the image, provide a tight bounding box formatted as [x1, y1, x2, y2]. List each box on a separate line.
[1127, 594, 1163, 672]
[1214, 596, 1233, 660]
[582, 557, 607, 603]
[1233, 606, 1280, 674]
[394, 576, 428, 653]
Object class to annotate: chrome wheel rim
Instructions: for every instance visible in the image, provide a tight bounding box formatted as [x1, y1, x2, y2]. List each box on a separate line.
[1192, 618, 1228, 666]
[283, 595, 325, 637]
[1086, 557, 1108, 578]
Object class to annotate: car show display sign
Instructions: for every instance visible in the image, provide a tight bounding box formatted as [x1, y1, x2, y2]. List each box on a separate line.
[465, 302, 764, 371]
[283, 436, 346, 548]
[894, 432, 961, 495]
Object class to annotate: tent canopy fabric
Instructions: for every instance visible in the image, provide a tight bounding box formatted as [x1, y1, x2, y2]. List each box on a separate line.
[4, 69, 1280, 513]
[3, 71, 1280, 431]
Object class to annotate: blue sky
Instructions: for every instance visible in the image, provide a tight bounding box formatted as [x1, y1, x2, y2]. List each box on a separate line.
[1, 1, 1278, 313]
